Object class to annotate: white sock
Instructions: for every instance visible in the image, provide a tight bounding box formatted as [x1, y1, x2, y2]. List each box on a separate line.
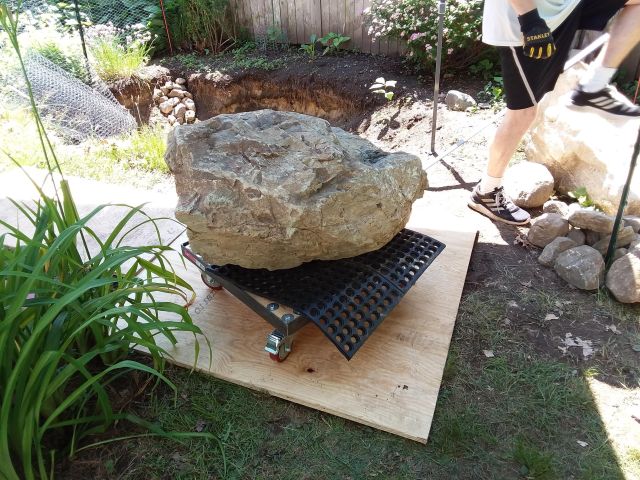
[479, 174, 502, 194]
[579, 65, 617, 93]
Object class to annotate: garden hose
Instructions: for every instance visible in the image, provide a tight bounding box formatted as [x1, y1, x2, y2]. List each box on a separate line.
[604, 125, 640, 270]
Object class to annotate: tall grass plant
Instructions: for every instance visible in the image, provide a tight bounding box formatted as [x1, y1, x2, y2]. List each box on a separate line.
[0, 3, 211, 478]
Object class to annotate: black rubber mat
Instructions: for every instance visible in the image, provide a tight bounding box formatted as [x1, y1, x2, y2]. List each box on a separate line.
[204, 229, 445, 359]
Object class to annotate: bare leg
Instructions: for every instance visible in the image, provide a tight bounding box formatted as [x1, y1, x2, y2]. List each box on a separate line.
[601, 1, 640, 69]
[486, 106, 537, 179]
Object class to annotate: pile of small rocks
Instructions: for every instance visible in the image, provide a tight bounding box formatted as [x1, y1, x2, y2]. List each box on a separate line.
[152, 77, 197, 126]
[528, 201, 640, 303]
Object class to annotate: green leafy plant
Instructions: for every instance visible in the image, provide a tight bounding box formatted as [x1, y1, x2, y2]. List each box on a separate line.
[469, 58, 498, 81]
[568, 187, 597, 209]
[0, 4, 212, 478]
[369, 76, 397, 101]
[477, 76, 505, 107]
[319, 32, 350, 55]
[90, 36, 151, 81]
[364, 0, 495, 71]
[299, 34, 318, 58]
[33, 41, 90, 84]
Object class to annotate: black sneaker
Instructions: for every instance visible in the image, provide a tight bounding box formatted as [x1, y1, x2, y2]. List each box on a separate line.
[468, 185, 531, 225]
[570, 85, 640, 117]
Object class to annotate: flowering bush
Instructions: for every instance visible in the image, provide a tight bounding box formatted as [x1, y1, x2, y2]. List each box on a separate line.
[364, 0, 494, 71]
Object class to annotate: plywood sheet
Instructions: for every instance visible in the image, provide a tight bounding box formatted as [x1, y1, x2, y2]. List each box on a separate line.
[156, 227, 476, 443]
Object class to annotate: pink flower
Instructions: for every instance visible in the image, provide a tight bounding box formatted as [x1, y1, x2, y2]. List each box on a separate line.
[409, 32, 427, 42]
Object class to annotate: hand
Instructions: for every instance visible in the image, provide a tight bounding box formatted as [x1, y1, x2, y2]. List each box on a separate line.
[518, 9, 556, 60]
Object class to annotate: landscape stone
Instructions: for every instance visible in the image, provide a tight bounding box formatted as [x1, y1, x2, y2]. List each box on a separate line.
[183, 98, 196, 111]
[538, 237, 576, 267]
[153, 88, 162, 100]
[175, 77, 187, 85]
[614, 248, 627, 261]
[528, 213, 570, 248]
[568, 209, 616, 233]
[158, 95, 169, 105]
[606, 251, 640, 303]
[526, 64, 640, 215]
[168, 88, 185, 99]
[503, 161, 554, 208]
[584, 229, 601, 246]
[543, 200, 570, 218]
[567, 228, 586, 246]
[159, 100, 174, 115]
[184, 91, 193, 99]
[445, 90, 476, 111]
[624, 216, 640, 233]
[592, 226, 636, 255]
[184, 110, 196, 123]
[173, 103, 187, 120]
[554, 246, 605, 290]
[168, 97, 180, 108]
[160, 85, 170, 95]
[165, 109, 427, 269]
[167, 114, 176, 125]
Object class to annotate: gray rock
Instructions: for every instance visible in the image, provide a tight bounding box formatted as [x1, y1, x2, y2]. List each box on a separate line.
[159, 100, 174, 115]
[185, 110, 196, 124]
[538, 236, 577, 267]
[171, 83, 186, 91]
[183, 98, 196, 111]
[624, 216, 640, 233]
[543, 200, 570, 217]
[168, 97, 180, 108]
[167, 114, 176, 125]
[158, 95, 169, 105]
[554, 246, 605, 290]
[606, 251, 640, 303]
[153, 88, 163, 101]
[168, 88, 185, 99]
[592, 226, 637, 255]
[528, 213, 570, 248]
[160, 85, 171, 96]
[503, 162, 555, 208]
[445, 90, 476, 111]
[614, 248, 628, 261]
[568, 209, 616, 233]
[567, 228, 586, 246]
[184, 91, 193, 99]
[165, 109, 427, 270]
[584, 229, 601, 246]
[175, 77, 187, 85]
[173, 103, 187, 120]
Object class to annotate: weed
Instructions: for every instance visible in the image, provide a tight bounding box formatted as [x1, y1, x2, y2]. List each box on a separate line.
[319, 32, 350, 55]
[568, 186, 597, 209]
[299, 34, 318, 58]
[513, 439, 556, 479]
[478, 76, 505, 108]
[32, 42, 90, 83]
[470, 58, 498, 81]
[90, 37, 150, 82]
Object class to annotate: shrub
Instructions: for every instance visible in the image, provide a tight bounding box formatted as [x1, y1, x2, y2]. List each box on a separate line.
[89, 34, 150, 81]
[153, 0, 239, 54]
[364, 0, 495, 72]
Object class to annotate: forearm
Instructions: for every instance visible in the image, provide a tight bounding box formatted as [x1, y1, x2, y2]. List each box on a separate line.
[508, 0, 536, 15]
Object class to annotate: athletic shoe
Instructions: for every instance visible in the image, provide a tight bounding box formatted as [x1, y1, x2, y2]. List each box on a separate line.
[468, 185, 531, 225]
[570, 85, 640, 117]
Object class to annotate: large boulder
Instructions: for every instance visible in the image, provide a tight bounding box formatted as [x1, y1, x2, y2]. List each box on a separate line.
[554, 246, 605, 290]
[526, 63, 640, 215]
[165, 109, 427, 270]
[606, 251, 640, 303]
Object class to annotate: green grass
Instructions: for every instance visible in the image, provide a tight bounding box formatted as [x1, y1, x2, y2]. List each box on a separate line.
[90, 38, 150, 82]
[0, 109, 169, 187]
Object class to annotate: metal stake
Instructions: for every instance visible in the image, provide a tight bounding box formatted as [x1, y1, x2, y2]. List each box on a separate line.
[604, 126, 640, 270]
[430, 0, 446, 155]
[72, 0, 91, 82]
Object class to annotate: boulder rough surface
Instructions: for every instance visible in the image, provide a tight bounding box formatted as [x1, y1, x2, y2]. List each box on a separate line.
[528, 213, 570, 247]
[503, 161, 555, 208]
[526, 64, 640, 215]
[538, 237, 576, 267]
[165, 109, 427, 269]
[568, 209, 616, 233]
[606, 251, 640, 303]
[554, 246, 605, 290]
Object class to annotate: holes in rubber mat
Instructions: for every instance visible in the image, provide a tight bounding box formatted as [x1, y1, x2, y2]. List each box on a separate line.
[207, 229, 445, 359]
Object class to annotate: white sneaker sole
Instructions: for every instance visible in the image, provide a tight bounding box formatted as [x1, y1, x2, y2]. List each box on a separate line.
[565, 96, 640, 120]
[467, 201, 530, 226]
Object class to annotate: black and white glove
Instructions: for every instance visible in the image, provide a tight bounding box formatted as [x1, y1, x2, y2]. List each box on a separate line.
[518, 8, 556, 60]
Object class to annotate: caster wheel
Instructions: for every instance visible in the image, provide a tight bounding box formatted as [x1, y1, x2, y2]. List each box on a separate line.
[269, 353, 285, 362]
[201, 273, 223, 291]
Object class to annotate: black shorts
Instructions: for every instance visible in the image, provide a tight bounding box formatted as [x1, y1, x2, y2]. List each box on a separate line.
[499, 0, 628, 110]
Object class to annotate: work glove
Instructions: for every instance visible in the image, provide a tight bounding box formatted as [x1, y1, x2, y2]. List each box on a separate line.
[518, 8, 556, 60]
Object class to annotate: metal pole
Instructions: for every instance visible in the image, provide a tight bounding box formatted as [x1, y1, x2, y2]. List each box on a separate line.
[430, 0, 446, 155]
[604, 126, 640, 270]
[72, 0, 91, 81]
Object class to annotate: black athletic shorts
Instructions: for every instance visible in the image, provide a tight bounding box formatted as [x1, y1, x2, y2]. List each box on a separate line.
[498, 0, 628, 110]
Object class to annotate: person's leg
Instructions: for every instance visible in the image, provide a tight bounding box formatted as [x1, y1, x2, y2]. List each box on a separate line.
[573, 0, 640, 115]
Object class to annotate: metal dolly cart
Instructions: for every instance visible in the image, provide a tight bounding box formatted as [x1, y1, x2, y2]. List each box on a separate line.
[182, 229, 445, 361]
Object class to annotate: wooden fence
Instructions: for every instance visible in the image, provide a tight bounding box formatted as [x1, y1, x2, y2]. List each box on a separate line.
[228, 0, 406, 55]
[229, 0, 640, 82]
